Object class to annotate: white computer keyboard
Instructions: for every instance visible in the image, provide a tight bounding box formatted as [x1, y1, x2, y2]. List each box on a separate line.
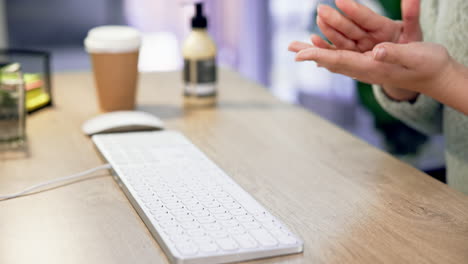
[92, 131, 303, 264]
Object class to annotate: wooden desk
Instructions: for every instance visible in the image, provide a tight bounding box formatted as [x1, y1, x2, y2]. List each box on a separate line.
[1, 70, 467, 264]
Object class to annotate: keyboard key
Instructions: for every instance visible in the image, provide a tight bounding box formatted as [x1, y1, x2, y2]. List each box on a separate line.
[159, 220, 179, 229]
[203, 223, 222, 231]
[181, 222, 200, 230]
[241, 203, 265, 215]
[176, 242, 198, 256]
[218, 197, 235, 204]
[230, 208, 248, 216]
[155, 214, 174, 222]
[177, 192, 194, 200]
[163, 226, 185, 235]
[216, 238, 238, 251]
[209, 230, 229, 238]
[233, 233, 258, 249]
[182, 199, 200, 206]
[145, 200, 163, 209]
[186, 204, 204, 211]
[207, 185, 223, 192]
[212, 191, 229, 198]
[254, 213, 274, 222]
[197, 216, 216, 224]
[227, 226, 246, 235]
[193, 236, 213, 243]
[161, 197, 179, 204]
[166, 203, 185, 210]
[171, 208, 191, 217]
[242, 221, 262, 229]
[140, 194, 158, 203]
[214, 213, 233, 221]
[193, 191, 209, 198]
[236, 215, 254, 222]
[209, 207, 228, 214]
[186, 229, 207, 237]
[262, 221, 282, 230]
[133, 184, 149, 192]
[203, 201, 221, 208]
[138, 190, 154, 198]
[249, 229, 278, 247]
[199, 242, 218, 253]
[173, 187, 189, 194]
[191, 209, 211, 217]
[150, 208, 169, 216]
[223, 202, 242, 210]
[198, 196, 215, 203]
[268, 228, 286, 237]
[177, 215, 196, 223]
[277, 235, 297, 245]
[157, 191, 174, 199]
[171, 234, 191, 243]
[220, 219, 239, 227]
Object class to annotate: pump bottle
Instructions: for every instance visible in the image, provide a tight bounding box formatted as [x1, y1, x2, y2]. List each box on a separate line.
[182, 3, 217, 107]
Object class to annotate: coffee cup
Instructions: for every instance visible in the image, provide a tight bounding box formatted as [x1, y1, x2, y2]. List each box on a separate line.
[84, 26, 141, 112]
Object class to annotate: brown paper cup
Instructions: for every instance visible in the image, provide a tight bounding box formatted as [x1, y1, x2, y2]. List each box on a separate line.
[85, 26, 141, 112]
[90, 51, 139, 112]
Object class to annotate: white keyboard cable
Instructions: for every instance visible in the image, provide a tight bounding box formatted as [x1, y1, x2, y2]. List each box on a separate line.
[0, 164, 112, 201]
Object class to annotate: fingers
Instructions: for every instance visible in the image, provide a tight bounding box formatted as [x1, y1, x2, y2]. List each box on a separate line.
[401, 0, 422, 42]
[373, 42, 418, 68]
[295, 46, 408, 85]
[288, 41, 313, 53]
[317, 4, 366, 41]
[355, 37, 378, 53]
[310, 35, 335, 50]
[296, 47, 375, 80]
[317, 16, 357, 50]
[295, 47, 366, 70]
[335, 0, 392, 32]
[288, 38, 336, 54]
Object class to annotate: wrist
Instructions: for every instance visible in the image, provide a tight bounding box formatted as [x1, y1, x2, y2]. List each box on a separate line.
[382, 85, 419, 102]
[428, 59, 468, 115]
[425, 58, 463, 99]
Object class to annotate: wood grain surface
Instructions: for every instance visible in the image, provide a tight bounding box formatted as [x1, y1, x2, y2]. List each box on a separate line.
[1, 70, 467, 264]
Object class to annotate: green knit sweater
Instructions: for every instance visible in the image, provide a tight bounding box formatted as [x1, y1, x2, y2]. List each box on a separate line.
[373, 0, 468, 194]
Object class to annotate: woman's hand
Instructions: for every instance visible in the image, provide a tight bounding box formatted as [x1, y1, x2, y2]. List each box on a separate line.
[292, 42, 456, 97]
[289, 0, 425, 101]
[311, 0, 422, 52]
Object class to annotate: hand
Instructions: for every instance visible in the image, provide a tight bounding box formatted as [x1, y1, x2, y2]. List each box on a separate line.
[288, 0, 424, 101]
[296, 0, 423, 53]
[291, 42, 456, 98]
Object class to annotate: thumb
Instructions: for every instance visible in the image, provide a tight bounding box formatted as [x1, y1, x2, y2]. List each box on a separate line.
[372, 42, 417, 68]
[401, 0, 423, 43]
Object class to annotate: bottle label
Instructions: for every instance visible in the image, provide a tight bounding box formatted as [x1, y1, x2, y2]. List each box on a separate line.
[183, 58, 217, 96]
[184, 58, 216, 83]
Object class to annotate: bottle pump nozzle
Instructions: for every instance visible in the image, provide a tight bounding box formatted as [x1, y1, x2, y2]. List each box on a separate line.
[191, 3, 207, 29]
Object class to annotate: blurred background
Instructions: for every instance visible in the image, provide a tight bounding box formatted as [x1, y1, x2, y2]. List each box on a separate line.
[0, 0, 445, 180]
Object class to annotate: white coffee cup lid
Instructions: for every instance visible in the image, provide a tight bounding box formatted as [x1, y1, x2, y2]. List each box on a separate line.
[84, 26, 141, 53]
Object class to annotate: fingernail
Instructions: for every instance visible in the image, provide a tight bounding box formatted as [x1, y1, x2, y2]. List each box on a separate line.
[373, 47, 386, 60]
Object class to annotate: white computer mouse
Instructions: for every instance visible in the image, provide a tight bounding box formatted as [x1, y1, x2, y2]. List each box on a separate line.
[82, 111, 164, 136]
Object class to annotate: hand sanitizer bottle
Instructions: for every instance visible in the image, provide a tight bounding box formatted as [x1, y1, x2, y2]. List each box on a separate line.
[182, 2, 217, 107]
